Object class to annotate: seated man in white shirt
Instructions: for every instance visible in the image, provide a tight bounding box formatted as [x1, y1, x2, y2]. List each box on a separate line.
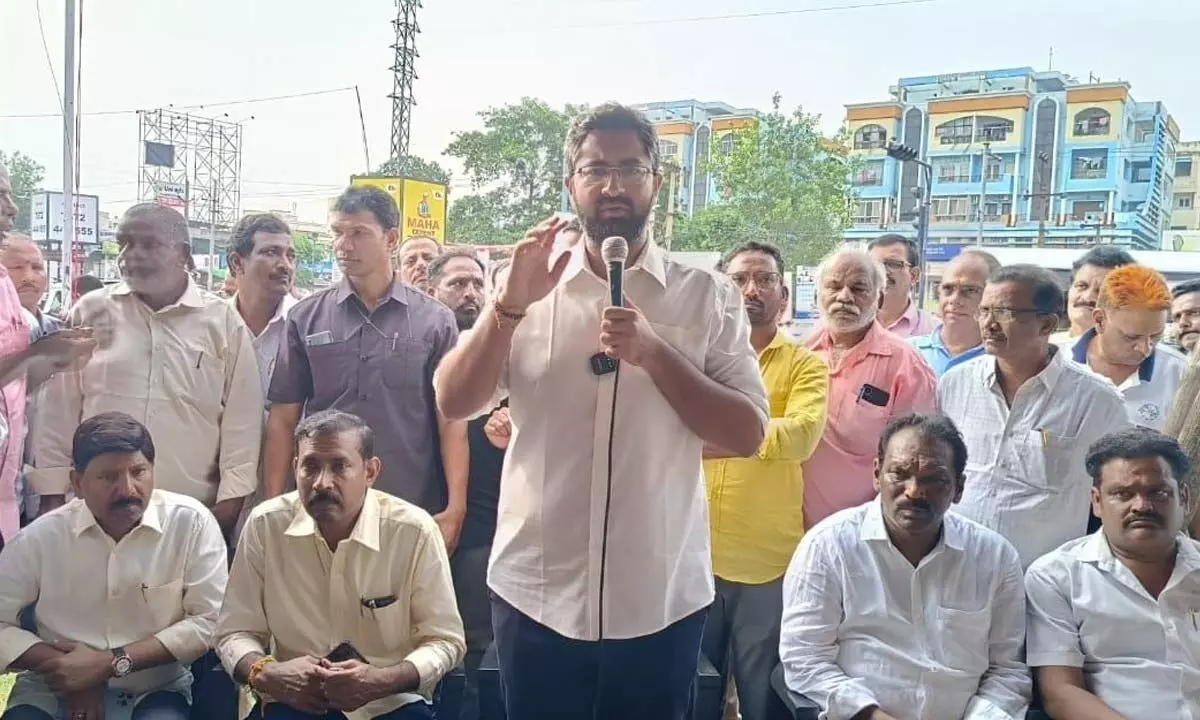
[1026, 427, 1200, 719]
[215, 409, 465, 720]
[0, 412, 229, 720]
[780, 413, 1030, 720]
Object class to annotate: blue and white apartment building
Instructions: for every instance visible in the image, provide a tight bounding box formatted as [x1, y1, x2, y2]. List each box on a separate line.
[844, 67, 1179, 251]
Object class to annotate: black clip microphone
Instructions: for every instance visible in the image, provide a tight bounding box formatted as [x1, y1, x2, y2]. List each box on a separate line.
[590, 236, 629, 376]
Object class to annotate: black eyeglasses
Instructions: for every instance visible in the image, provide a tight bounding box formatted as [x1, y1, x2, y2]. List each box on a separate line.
[573, 166, 655, 186]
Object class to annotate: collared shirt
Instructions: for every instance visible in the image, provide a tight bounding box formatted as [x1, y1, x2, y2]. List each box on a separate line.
[30, 280, 264, 506]
[802, 322, 937, 529]
[215, 489, 465, 720]
[231, 292, 298, 401]
[1025, 532, 1200, 719]
[1069, 329, 1187, 430]
[887, 299, 938, 339]
[22, 308, 61, 343]
[17, 309, 60, 516]
[704, 331, 828, 584]
[938, 349, 1129, 567]
[910, 324, 984, 377]
[780, 500, 1030, 720]
[270, 278, 458, 513]
[0, 267, 28, 541]
[0, 490, 228, 695]
[454, 240, 768, 642]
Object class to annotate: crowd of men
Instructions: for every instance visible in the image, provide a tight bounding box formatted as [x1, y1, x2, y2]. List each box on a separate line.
[0, 101, 1196, 720]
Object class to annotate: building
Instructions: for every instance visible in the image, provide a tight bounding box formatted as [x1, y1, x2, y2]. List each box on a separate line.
[1168, 141, 1200, 250]
[844, 67, 1179, 252]
[634, 100, 759, 217]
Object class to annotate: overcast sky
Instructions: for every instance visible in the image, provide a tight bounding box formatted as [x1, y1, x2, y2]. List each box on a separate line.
[3, 0, 1197, 224]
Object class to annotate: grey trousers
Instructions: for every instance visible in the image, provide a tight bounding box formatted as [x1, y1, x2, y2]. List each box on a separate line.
[700, 576, 784, 720]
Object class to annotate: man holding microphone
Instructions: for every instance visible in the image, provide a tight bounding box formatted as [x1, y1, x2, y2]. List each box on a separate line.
[435, 103, 769, 720]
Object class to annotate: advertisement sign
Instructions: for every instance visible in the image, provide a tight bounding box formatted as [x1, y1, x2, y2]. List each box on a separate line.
[792, 266, 820, 334]
[155, 182, 188, 215]
[29, 192, 100, 246]
[349, 176, 448, 244]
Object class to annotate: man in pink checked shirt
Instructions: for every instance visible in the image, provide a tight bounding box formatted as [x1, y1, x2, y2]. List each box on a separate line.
[803, 248, 937, 530]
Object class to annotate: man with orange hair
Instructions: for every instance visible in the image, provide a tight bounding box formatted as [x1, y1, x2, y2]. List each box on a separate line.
[1068, 264, 1186, 430]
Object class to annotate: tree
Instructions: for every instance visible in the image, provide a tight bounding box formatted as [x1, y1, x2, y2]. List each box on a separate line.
[373, 155, 452, 185]
[293, 230, 329, 287]
[0, 151, 47, 234]
[670, 94, 853, 269]
[444, 98, 582, 245]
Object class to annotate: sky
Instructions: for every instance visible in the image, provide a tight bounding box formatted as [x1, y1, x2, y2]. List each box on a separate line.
[3, 0, 1199, 224]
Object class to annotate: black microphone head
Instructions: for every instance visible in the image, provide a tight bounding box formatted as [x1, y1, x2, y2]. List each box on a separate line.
[601, 236, 629, 265]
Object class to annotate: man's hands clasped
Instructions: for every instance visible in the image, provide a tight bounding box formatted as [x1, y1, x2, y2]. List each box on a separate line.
[251, 655, 395, 714]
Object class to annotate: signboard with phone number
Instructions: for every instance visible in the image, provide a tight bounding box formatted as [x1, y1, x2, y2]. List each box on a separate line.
[29, 192, 100, 246]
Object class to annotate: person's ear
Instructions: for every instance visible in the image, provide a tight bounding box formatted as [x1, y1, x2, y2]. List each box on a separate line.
[69, 470, 83, 498]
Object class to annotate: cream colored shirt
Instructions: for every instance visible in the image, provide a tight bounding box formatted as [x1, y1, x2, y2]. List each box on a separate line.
[215, 489, 465, 720]
[0, 491, 228, 694]
[449, 240, 769, 641]
[30, 280, 264, 505]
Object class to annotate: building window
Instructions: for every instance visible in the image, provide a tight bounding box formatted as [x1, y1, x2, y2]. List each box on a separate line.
[853, 124, 887, 150]
[1072, 200, 1105, 221]
[1073, 108, 1111, 136]
[1128, 160, 1153, 183]
[933, 156, 971, 183]
[852, 199, 884, 224]
[720, 133, 735, 156]
[1071, 150, 1108, 179]
[932, 196, 971, 222]
[975, 116, 1014, 142]
[1178, 158, 1193, 177]
[658, 140, 679, 158]
[1176, 193, 1194, 209]
[984, 156, 1009, 182]
[852, 161, 884, 187]
[936, 117, 974, 145]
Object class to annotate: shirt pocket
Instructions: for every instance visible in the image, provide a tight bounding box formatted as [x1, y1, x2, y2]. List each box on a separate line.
[308, 341, 353, 406]
[166, 342, 224, 416]
[355, 596, 407, 658]
[935, 605, 990, 674]
[1026, 429, 1077, 490]
[383, 338, 431, 392]
[140, 578, 185, 630]
[833, 397, 892, 458]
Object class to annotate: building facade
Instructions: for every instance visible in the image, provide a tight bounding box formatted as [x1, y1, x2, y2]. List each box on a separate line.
[634, 100, 759, 218]
[1168, 141, 1200, 250]
[844, 67, 1179, 251]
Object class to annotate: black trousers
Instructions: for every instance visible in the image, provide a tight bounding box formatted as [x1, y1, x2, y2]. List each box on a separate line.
[252, 702, 434, 719]
[491, 593, 708, 720]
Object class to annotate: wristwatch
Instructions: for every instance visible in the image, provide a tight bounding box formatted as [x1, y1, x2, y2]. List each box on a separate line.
[111, 647, 133, 678]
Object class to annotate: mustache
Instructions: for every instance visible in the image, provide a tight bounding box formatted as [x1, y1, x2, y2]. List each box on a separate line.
[1125, 512, 1164, 528]
[1073, 300, 1096, 309]
[109, 497, 143, 511]
[896, 499, 932, 514]
[308, 492, 340, 507]
[828, 303, 861, 316]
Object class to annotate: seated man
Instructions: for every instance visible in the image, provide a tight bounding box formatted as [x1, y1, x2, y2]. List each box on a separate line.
[780, 413, 1030, 720]
[215, 409, 465, 720]
[1026, 427, 1200, 718]
[0, 412, 229, 720]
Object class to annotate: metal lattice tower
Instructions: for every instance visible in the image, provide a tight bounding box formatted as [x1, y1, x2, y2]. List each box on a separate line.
[137, 109, 242, 227]
[389, 0, 422, 163]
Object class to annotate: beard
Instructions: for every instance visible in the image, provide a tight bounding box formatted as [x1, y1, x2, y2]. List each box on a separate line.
[453, 304, 481, 331]
[579, 198, 651, 247]
[824, 302, 877, 333]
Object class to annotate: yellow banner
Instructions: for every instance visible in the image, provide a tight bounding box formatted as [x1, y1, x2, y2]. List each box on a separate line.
[401, 179, 447, 245]
[349, 176, 404, 211]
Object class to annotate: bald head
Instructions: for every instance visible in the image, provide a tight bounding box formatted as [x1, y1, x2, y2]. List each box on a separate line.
[0, 164, 16, 238]
[938, 249, 998, 335]
[0, 234, 48, 312]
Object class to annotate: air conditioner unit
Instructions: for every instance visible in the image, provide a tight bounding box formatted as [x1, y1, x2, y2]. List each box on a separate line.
[1083, 212, 1104, 224]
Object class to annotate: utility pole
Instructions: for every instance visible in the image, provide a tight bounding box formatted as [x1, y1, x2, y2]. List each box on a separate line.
[664, 167, 679, 252]
[208, 179, 217, 289]
[976, 141, 1000, 245]
[62, 0, 78, 293]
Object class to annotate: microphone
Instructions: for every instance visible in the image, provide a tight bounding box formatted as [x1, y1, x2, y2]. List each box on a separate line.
[600, 236, 629, 308]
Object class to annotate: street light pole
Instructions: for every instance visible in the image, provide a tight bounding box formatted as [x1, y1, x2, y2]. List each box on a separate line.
[62, 0, 78, 294]
[887, 140, 934, 307]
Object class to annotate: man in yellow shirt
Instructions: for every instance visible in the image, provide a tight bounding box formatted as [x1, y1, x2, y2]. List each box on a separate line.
[703, 241, 829, 720]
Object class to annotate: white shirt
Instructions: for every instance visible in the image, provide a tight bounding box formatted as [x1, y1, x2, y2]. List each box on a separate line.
[0, 491, 228, 694]
[1025, 532, 1200, 719]
[938, 349, 1129, 567]
[1064, 329, 1187, 430]
[457, 241, 768, 641]
[779, 500, 1030, 720]
[231, 292, 298, 402]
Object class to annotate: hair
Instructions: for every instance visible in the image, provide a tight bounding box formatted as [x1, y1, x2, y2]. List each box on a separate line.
[956, 248, 1002, 276]
[1071, 246, 1135, 277]
[1085, 427, 1190, 488]
[401, 235, 438, 249]
[428, 248, 484, 287]
[294, 409, 375, 460]
[333, 186, 400, 231]
[564, 103, 660, 175]
[1097, 265, 1171, 311]
[815, 248, 886, 298]
[563, 216, 583, 234]
[867, 234, 919, 267]
[989, 264, 1065, 317]
[72, 412, 156, 472]
[877, 413, 968, 478]
[123, 203, 190, 249]
[1172, 278, 1200, 300]
[489, 258, 510, 287]
[229, 213, 291, 259]
[716, 240, 786, 275]
[75, 274, 105, 295]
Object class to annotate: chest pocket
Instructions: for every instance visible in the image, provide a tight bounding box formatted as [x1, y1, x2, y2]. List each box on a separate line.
[165, 342, 225, 415]
[308, 340, 354, 407]
[831, 385, 892, 458]
[382, 338, 431, 392]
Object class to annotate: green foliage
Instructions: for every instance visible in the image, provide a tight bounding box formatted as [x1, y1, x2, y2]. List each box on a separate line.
[373, 155, 451, 185]
[670, 94, 853, 269]
[293, 231, 327, 265]
[0, 151, 46, 234]
[444, 98, 582, 244]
